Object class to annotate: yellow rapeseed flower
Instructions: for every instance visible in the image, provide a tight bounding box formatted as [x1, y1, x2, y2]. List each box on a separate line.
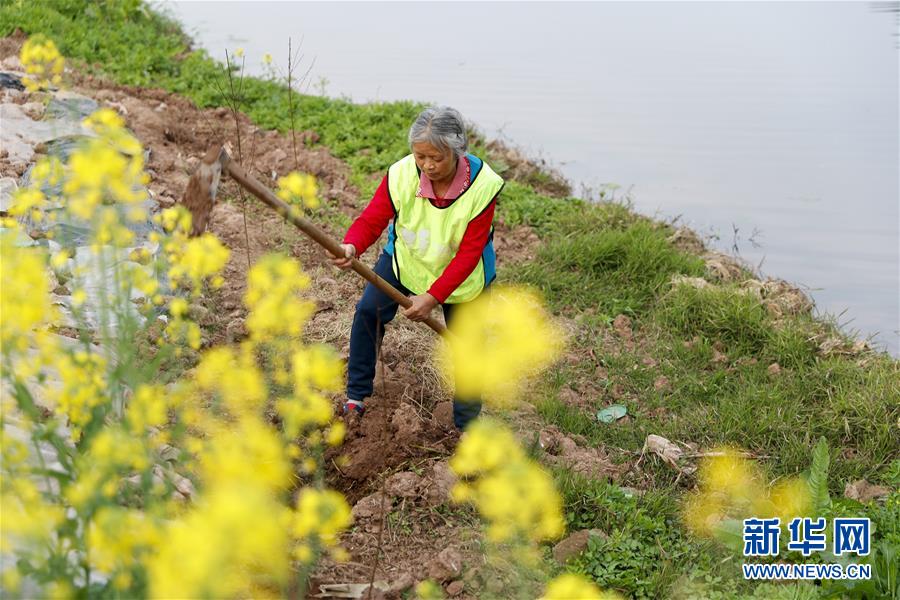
[65, 427, 151, 507]
[87, 507, 161, 574]
[30, 155, 64, 187]
[756, 477, 811, 523]
[683, 448, 810, 542]
[244, 254, 313, 340]
[20, 35, 64, 92]
[698, 448, 759, 502]
[49, 350, 109, 437]
[292, 345, 343, 393]
[159, 206, 193, 236]
[276, 171, 319, 209]
[167, 234, 230, 295]
[0, 480, 65, 552]
[542, 573, 620, 599]
[293, 488, 352, 549]
[0, 235, 55, 355]
[147, 485, 292, 598]
[415, 580, 444, 599]
[450, 418, 564, 543]
[199, 419, 291, 492]
[438, 285, 563, 404]
[194, 346, 267, 416]
[127, 384, 168, 432]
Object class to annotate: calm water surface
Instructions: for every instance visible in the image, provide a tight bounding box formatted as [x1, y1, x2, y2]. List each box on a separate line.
[167, 1, 899, 354]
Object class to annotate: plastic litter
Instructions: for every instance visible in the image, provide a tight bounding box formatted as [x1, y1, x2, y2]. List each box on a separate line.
[597, 404, 627, 423]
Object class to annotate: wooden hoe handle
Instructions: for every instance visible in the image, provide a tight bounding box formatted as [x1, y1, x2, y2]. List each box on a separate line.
[221, 153, 447, 335]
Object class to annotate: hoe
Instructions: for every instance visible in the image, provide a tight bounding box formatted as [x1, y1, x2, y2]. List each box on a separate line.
[180, 144, 447, 334]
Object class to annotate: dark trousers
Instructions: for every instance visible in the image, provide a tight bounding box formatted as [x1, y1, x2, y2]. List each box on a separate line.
[346, 251, 483, 430]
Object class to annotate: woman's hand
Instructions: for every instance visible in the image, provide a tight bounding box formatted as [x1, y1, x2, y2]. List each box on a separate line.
[330, 243, 356, 270]
[403, 293, 439, 322]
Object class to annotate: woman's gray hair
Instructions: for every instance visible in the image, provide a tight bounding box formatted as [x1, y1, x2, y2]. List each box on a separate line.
[408, 106, 468, 158]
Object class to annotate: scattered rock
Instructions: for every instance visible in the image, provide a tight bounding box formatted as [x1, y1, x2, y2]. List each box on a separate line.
[612, 314, 632, 341]
[445, 580, 465, 597]
[667, 227, 706, 253]
[711, 346, 728, 364]
[391, 403, 423, 439]
[20, 101, 44, 120]
[315, 582, 389, 599]
[1, 55, 24, 72]
[269, 147, 288, 164]
[0, 177, 18, 213]
[767, 363, 781, 376]
[542, 428, 621, 480]
[552, 528, 607, 564]
[352, 491, 390, 520]
[742, 278, 814, 317]
[427, 547, 463, 582]
[225, 317, 246, 342]
[557, 386, 582, 407]
[704, 251, 745, 282]
[384, 471, 422, 499]
[670, 274, 710, 289]
[653, 375, 670, 392]
[424, 461, 456, 507]
[432, 401, 454, 429]
[643, 434, 697, 475]
[539, 429, 559, 453]
[844, 480, 891, 503]
[817, 335, 873, 357]
[386, 572, 415, 594]
[187, 302, 210, 323]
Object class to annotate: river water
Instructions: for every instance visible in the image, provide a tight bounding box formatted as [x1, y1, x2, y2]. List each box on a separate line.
[165, 1, 899, 354]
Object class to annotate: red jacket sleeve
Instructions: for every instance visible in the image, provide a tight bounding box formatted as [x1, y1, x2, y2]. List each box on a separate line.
[343, 175, 394, 256]
[427, 197, 497, 303]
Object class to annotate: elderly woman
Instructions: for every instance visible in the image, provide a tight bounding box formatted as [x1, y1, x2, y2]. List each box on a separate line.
[330, 106, 504, 431]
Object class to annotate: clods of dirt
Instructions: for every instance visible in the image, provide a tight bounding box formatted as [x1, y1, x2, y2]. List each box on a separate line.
[538, 425, 622, 481]
[328, 392, 458, 499]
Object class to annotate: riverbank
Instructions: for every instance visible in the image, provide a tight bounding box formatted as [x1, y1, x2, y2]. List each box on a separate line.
[1, 2, 897, 598]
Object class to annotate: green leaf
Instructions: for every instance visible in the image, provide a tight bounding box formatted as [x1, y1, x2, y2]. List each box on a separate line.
[807, 436, 832, 514]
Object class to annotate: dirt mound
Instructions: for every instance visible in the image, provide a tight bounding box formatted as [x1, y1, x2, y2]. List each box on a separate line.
[538, 425, 623, 481]
[703, 250, 747, 282]
[327, 372, 460, 502]
[741, 278, 814, 317]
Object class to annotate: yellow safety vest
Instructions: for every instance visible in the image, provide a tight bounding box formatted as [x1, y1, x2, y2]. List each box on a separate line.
[387, 153, 503, 303]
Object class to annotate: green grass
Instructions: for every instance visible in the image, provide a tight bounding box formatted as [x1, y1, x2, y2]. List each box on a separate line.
[534, 324, 898, 489]
[550, 467, 831, 599]
[516, 217, 706, 317]
[496, 180, 580, 229]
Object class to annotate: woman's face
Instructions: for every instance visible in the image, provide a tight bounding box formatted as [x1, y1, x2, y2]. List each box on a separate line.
[412, 142, 456, 183]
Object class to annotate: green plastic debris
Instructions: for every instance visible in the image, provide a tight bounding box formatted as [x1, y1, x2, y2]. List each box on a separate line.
[597, 404, 627, 423]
